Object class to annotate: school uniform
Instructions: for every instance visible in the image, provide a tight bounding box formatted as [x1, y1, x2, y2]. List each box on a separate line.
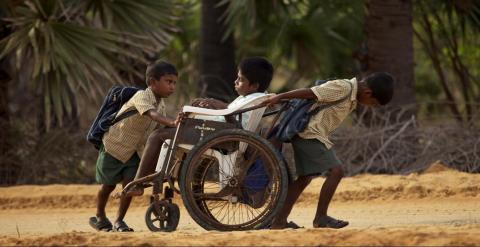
[292, 78, 357, 176]
[96, 87, 166, 185]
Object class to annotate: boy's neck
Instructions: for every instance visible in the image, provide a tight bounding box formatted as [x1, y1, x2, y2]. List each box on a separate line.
[239, 91, 260, 97]
[356, 81, 367, 98]
[147, 87, 163, 102]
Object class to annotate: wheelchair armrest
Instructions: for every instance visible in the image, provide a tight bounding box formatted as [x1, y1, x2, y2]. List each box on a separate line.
[182, 93, 275, 117]
[182, 106, 236, 116]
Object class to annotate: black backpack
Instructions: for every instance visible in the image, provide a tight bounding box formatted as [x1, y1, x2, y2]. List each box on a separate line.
[271, 79, 352, 142]
[86, 86, 140, 150]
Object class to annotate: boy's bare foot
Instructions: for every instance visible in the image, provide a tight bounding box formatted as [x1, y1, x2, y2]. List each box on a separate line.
[269, 219, 286, 229]
[269, 224, 286, 230]
[269, 220, 304, 230]
[313, 215, 348, 229]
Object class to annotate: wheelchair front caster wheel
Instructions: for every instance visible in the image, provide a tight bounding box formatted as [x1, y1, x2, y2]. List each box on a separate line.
[145, 201, 180, 232]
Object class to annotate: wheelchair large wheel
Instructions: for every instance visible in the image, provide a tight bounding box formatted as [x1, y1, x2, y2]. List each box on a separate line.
[179, 129, 288, 231]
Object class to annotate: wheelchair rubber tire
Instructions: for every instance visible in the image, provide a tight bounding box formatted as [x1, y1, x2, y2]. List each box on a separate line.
[179, 129, 288, 231]
[145, 201, 180, 232]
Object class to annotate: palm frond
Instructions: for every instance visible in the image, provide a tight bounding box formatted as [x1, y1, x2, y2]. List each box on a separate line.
[1, 0, 183, 130]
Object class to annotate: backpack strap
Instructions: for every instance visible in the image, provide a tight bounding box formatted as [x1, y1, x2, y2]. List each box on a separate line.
[308, 80, 354, 116]
[111, 109, 138, 125]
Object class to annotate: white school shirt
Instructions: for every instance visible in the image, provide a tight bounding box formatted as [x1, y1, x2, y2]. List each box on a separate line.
[195, 92, 266, 128]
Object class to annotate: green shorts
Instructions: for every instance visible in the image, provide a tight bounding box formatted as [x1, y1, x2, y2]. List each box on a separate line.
[95, 145, 140, 185]
[291, 136, 341, 177]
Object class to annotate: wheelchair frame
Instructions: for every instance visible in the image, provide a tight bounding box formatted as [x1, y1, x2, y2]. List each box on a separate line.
[119, 101, 289, 232]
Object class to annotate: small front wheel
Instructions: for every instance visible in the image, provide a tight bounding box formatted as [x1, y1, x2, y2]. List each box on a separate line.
[145, 201, 180, 232]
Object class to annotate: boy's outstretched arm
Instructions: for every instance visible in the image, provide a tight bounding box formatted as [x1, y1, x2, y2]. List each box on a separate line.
[144, 109, 182, 128]
[263, 88, 316, 106]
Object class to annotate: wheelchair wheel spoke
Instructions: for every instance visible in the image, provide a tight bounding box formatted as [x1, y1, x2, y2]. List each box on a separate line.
[181, 129, 288, 231]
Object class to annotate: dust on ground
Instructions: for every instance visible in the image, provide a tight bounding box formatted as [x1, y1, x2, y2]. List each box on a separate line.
[1, 163, 479, 246]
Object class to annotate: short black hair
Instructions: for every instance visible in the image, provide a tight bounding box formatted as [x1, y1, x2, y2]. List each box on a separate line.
[239, 57, 273, 92]
[363, 72, 394, 105]
[145, 60, 178, 85]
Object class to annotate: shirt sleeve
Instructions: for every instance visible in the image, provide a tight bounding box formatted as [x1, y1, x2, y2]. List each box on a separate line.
[310, 80, 351, 103]
[130, 90, 157, 115]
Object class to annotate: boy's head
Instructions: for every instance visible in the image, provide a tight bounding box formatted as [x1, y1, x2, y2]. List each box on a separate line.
[145, 60, 178, 98]
[357, 72, 394, 106]
[235, 57, 273, 96]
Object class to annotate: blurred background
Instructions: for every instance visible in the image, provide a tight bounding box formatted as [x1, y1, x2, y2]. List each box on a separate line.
[0, 0, 479, 185]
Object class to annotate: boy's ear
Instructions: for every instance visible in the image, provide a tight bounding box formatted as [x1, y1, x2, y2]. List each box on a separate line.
[147, 77, 156, 86]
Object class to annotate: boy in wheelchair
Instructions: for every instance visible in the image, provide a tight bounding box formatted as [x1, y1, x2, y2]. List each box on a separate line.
[126, 57, 274, 199]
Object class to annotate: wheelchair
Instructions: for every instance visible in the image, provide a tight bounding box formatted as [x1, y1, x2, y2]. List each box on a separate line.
[118, 94, 289, 232]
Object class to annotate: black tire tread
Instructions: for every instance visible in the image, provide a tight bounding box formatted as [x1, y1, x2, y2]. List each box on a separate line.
[179, 129, 288, 231]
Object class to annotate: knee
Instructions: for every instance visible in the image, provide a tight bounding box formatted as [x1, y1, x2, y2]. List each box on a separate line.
[329, 166, 344, 179]
[100, 184, 116, 194]
[146, 130, 166, 145]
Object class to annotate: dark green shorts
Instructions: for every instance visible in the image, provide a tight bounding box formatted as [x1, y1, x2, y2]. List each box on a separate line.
[291, 136, 341, 177]
[95, 145, 140, 185]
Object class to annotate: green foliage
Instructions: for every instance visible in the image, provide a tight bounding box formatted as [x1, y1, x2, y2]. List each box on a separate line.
[219, 0, 364, 90]
[2, 0, 480, 184]
[3, 0, 477, 126]
[413, 0, 480, 122]
[158, 0, 201, 108]
[1, 0, 182, 130]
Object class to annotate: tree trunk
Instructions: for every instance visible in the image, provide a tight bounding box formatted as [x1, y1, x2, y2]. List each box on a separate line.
[0, 16, 16, 185]
[363, 0, 416, 121]
[199, 0, 236, 102]
[0, 62, 10, 148]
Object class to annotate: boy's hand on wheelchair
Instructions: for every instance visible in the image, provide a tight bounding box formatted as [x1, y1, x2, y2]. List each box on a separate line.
[174, 112, 186, 126]
[207, 99, 227, 109]
[191, 98, 213, 108]
[191, 98, 225, 109]
[166, 120, 177, 128]
[190, 98, 204, 107]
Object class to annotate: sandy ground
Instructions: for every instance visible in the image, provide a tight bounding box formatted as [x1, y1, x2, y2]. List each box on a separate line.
[1, 163, 479, 246]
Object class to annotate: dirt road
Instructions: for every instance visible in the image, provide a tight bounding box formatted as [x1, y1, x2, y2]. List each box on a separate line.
[1, 163, 479, 246]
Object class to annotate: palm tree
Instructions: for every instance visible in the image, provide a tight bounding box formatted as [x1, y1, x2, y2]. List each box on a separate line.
[363, 0, 416, 121]
[0, 3, 16, 184]
[0, 0, 182, 184]
[219, 0, 364, 90]
[0, 0, 181, 131]
[199, 0, 236, 102]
